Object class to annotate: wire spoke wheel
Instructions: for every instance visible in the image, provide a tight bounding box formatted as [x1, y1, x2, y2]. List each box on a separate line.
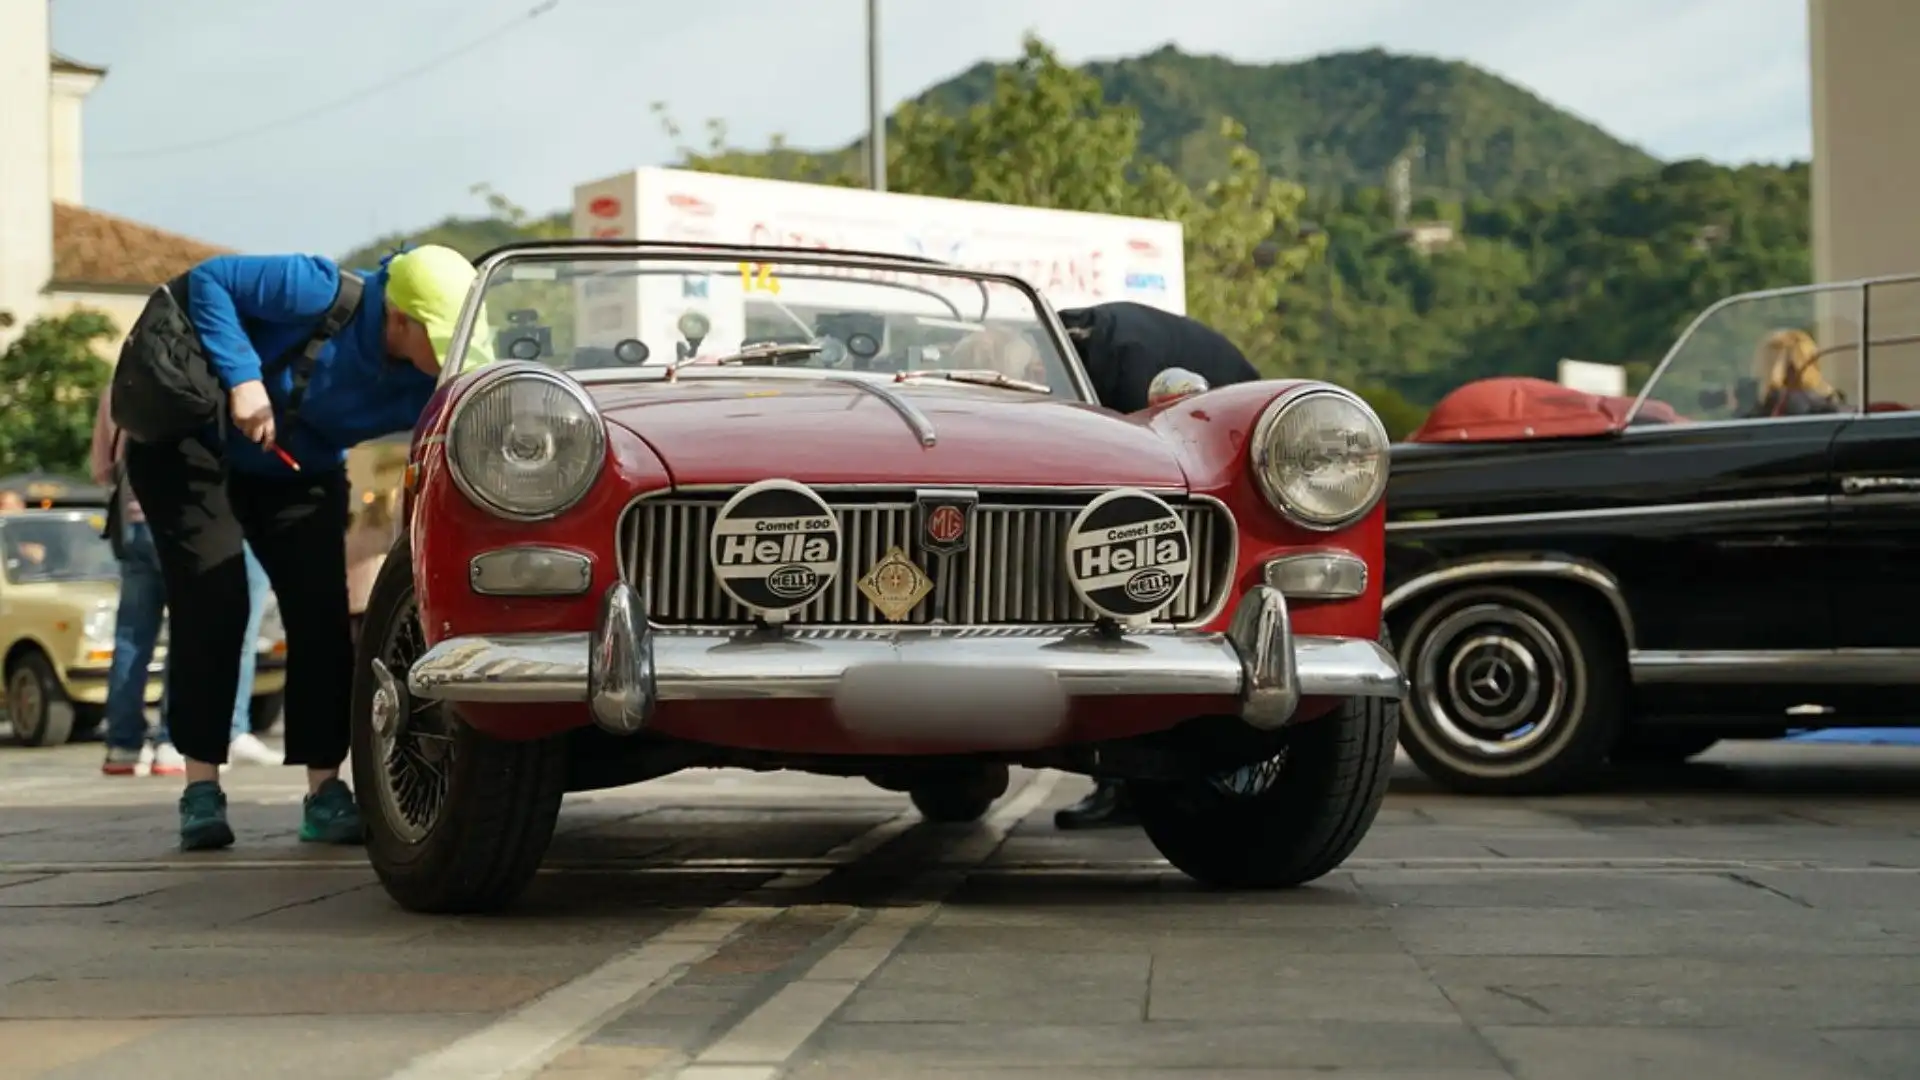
[370, 591, 453, 844]
[1209, 747, 1289, 798]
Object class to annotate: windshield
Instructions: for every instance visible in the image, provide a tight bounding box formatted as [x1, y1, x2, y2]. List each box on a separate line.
[1, 515, 119, 585]
[446, 250, 1089, 400]
[1632, 285, 1865, 424]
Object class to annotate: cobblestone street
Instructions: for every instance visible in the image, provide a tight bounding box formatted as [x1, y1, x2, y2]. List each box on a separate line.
[1, 740, 1918, 1079]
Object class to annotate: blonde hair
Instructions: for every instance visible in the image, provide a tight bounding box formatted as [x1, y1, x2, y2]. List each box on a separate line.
[1755, 329, 1832, 398]
[944, 327, 1043, 382]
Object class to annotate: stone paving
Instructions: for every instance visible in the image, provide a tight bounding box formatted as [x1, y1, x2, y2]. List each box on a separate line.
[0, 738, 1917, 1079]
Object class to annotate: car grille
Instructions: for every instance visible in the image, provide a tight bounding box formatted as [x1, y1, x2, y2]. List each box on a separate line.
[621, 490, 1235, 628]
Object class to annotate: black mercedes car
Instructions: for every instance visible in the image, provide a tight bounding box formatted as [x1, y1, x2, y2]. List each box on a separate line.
[1382, 273, 1920, 793]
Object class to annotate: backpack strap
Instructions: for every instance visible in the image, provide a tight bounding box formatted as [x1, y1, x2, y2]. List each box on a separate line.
[276, 270, 365, 424]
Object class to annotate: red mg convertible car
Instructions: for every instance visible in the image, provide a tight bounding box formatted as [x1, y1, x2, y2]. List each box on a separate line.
[352, 240, 1406, 912]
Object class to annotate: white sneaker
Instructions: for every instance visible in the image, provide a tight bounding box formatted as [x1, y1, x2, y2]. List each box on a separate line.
[228, 732, 284, 766]
[151, 742, 186, 777]
[102, 743, 153, 776]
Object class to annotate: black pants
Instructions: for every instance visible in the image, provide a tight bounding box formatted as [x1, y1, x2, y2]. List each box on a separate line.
[126, 435, 352, 768]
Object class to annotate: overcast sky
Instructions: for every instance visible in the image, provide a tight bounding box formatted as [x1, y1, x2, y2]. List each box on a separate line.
[51, 0, 1812, 256]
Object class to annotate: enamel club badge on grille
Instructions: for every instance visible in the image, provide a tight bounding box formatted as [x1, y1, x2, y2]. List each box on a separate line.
[857, 546, 933, 622]
[1063, 489, 1192, 623]
[708, 479, 842, 620]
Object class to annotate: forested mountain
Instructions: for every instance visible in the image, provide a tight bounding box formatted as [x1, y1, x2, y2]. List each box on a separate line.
[1278, 160, 1810, 410]
[338, 39, 1807, 437]
[921, 46, 1661, 200]
[342, 43, 1664, 268]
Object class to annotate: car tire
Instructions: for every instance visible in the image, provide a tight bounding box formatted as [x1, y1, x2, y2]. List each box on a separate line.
[1392, 582, 1626, 795]
[249, 692, 284, 736]
[7, 650, 74, 748]
[1133, 692, 1398, 889]
[351, 540, 568, 915]
[1611, 728, 1719, 765]
[909, 764, 1009, 824]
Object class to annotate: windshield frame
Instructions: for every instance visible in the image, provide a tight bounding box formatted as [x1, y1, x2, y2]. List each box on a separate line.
[1623, 271, 1920, 428]
[439, 240, 1099, 404]
[0, 511, 120, 586]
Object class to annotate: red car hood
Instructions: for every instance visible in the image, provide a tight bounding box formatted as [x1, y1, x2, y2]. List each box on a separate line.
[589, 376, 1189, 490]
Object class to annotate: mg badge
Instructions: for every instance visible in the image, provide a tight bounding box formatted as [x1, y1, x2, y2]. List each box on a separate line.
[857, 546, 934, 623]
[916, 490, 978, 558]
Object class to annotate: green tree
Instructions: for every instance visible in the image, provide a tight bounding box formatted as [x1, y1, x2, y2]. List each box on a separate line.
[469, 183, 570, 240]
[651, 104, 863, 186]
[336, 43, 1812, 425]
[658, 36, 1316, 372]
[885, 35, 1315, 370]
[0, 310, 116, 475]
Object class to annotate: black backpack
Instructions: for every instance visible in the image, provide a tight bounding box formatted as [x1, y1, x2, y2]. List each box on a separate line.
[110, 268, 364, 445]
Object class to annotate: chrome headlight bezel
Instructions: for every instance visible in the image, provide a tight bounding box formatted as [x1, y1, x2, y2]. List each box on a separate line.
[446, 363, 608, 522]
[1248, 384, 1391, 532]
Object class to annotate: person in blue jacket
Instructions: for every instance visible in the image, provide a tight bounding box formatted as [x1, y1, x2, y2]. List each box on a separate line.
[122, 244, 478, 851]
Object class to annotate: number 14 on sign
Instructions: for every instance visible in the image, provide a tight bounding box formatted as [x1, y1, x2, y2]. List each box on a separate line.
[739, 262, 780, 294]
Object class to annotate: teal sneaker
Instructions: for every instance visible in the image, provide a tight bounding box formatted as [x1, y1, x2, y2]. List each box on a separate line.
[179, 781, 235, 851]
[300, 778, 366, 845]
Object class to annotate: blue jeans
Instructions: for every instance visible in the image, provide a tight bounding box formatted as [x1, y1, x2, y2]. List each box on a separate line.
[106, 524, 267, 750]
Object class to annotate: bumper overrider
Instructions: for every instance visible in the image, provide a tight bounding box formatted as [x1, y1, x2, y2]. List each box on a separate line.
[401, 581, 1407, 738]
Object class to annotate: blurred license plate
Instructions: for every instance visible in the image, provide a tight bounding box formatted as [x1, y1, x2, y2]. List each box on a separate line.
[834, 664, 1068, 746]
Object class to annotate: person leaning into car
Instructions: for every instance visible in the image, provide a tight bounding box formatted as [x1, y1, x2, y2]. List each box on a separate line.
[115, 245, 477, 851]
[1049, 300, 1265, 829]
[1058, 300, 1262, 414]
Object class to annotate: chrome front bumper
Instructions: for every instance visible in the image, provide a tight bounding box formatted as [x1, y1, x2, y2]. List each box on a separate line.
[405, 583, 1407, 737]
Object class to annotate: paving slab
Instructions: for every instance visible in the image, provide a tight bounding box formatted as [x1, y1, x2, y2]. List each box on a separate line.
[1481, 1025, 1883, 1080]
[0, 739, 1918, 1078]
[798, 1020, 1506, 1070]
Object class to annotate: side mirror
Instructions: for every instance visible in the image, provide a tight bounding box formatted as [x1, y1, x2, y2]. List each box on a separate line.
[1147, 367, 1210, 407]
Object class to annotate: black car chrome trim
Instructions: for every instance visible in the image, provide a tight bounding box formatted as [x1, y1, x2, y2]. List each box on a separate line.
[1382, 555, 1637, 649]
[1833, 491, 1920, 511]
[1613, 412, 1854, 436]
[1839, 476, 1920, 495]
[1386, 495, 1829, 536]
[1629, 649, 1920, 685]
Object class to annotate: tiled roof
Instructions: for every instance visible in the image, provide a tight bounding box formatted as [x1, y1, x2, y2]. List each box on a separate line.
[51, 203, 232, 290]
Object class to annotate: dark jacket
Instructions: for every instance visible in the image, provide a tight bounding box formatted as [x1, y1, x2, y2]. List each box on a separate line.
[185, 254, 438, 476]
[1057, 301, 1261, 413]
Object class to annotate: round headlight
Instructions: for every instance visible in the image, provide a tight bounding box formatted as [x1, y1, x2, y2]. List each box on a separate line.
[82, 602, 117, 645]
[447, 367, 606, 520]
[1250, 386, 1390, 530]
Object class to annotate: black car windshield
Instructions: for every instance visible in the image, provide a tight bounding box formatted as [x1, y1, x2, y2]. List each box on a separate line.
[445, 251, 1088, 400]
[1, 514, 119, 584]
[1632, 285, 1867, 424]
